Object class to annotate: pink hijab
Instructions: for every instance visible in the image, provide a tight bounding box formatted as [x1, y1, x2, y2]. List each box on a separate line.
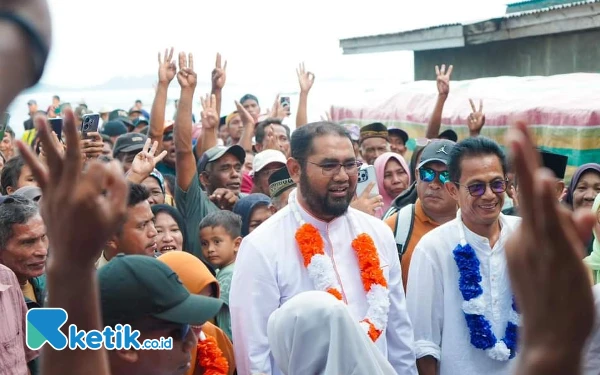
[374, 152, 411, 216]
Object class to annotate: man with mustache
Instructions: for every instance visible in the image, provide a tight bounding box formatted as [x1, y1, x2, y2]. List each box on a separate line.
[95, 184, 159, 269]
[230, 122, 417, 375]
[406, 137, 521, 375]
[384, 139, 458, 290]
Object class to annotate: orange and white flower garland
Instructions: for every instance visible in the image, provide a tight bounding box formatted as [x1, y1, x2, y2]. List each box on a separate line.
[196, 331, 229, 375]
[289, 189, 390, 341]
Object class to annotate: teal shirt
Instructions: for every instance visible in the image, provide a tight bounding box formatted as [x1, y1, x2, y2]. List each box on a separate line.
[216, 263, 234, 340]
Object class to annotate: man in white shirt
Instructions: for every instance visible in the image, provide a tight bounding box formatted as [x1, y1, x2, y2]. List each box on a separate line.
[230, 122, 417, 375]
[406, 136, 520, 375]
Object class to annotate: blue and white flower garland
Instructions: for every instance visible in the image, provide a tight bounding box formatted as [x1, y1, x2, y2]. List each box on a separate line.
[453, 241, 519, 361]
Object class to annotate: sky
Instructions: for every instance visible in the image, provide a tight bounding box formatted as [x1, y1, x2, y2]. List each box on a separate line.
[41, 0, 509, 89]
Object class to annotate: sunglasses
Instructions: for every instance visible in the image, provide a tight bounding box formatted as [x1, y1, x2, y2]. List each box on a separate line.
[457, 179, 508, 197]
[419, 167, 450, 184]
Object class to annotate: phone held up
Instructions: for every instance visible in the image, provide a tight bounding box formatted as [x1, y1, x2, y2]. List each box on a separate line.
[0, 112, 10, 141]
[356, 164, 380, 198]
[280, 96, 291, 108]
[81, 113, 100, 139]
[49, 118, 63, 141]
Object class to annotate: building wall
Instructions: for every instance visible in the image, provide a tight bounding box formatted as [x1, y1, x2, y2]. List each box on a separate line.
[414, 29, 600, 80]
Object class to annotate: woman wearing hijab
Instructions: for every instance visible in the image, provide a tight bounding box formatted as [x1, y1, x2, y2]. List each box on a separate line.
[584, 194, 600, 284]
[232, 193, 274, 236]
[267, 291, 396, 375]
[158, 251, 236, 375]
[564, 163, 600, 211]
[374, 152, 411, 217]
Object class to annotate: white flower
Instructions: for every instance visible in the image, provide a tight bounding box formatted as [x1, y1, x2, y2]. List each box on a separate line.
[487, 342, 511, 361]
[462, 295, 486, 315]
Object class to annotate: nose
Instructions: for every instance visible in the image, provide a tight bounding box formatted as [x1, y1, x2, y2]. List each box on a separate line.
[147, 221, 158, 238]
[34, 242, 48, 257]
[481, 183, 497, 199]
[182, 328, 197, 352]
[162, 230, 174, 242]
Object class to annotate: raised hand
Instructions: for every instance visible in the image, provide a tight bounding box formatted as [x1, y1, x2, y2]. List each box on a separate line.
[350, 182, 384, 216]
[296, 62, 315, 93]
[211, 53, 227, 90]
[39, 131, 64, 165]
[177, 52, 197, 90]
[158, 47, 177, 84]
[235, 100, 254, 126]
[262, 125, 281, 151]
[269, 94, 288, 119]
[209, 188, 239, 210]
[129, 138, 167, 179]
[468, 99, 485, 135]
[505, 121, 596, 372]
[16, 109, 128, 267]
[200, 94, 219, 130]
[435, 64, 453, 96]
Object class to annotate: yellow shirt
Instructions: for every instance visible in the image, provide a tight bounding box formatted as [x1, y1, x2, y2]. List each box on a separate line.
[384, 199, 440, 291]
[21, 280, 37, 303]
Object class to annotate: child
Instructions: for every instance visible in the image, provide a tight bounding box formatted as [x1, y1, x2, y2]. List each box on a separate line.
[199, 210, 243, 340]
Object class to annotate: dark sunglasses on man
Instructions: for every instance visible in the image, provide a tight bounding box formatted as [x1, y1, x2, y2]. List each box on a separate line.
[418, 167, 450, 184]
[455, 179, 508, 197]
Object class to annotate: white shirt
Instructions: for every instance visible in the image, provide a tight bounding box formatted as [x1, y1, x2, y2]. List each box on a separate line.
[583, 284, 600, 375]
[406, 211, 520, 375]
[230, 192, 417, 375]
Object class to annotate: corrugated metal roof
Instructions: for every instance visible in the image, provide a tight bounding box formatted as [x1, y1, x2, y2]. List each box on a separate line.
[342, 23, 462, 41]
[505, 0, 600, 18]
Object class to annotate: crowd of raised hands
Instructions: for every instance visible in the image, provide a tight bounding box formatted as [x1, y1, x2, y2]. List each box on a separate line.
[0, 0, 598, 374]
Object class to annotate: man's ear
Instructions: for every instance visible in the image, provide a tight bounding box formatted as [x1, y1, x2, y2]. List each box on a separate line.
[269, 205, 277, 215]
[199, 171, 209, 188]
[114, 348, 138, 364]
[5, 186, 15, 195]
[287, 158, 302, 184]
[255, 142, 264, 153]
[445, 182, 460, 202]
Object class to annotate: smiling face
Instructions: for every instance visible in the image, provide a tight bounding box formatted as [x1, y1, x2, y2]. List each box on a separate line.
[572, 170, 600, 210]
[0, 214, 48, 284]
[155, 212, 184, 254]
[447, 154, 506, 230]
[292, 134, 358, 221]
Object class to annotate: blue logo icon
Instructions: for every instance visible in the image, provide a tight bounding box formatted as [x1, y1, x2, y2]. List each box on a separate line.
[26, 308, 69, 350]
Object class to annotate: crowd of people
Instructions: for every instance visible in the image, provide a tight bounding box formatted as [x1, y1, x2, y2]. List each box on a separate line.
[0, 2, 600, 375]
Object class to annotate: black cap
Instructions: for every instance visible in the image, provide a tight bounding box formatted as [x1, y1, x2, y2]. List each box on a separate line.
[438, 129, 458, 142]
[359, 123, 389, 144]
[268, 167, 296, 198]
[113, 133, 147, 157]
[388, 127, 409, 143]
[541, 150, 568, 179]
[108, 109, 133, 128]
[101, 120, 128, 137]
[99, 254, 223, 327]
[417, 139, 456, 169]
[197, 145, 246, 173]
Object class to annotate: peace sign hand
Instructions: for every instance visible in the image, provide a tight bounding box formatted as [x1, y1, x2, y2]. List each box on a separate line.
[158, 47, 177, 84]
[468, 99, 485, 135]
[200, 94, 219, 130]
[177, 52, 197, 90]
[16, 109, 128, 267]
[129, 138, 167, 178]
[435, 64, 453, 96]
[211, 53, 227, 90]
[296, 62, 315, 93]
[234, 100, 254, 127]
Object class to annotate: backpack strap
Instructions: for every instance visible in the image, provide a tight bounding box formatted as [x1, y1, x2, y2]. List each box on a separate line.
[394, 204, 416, 260]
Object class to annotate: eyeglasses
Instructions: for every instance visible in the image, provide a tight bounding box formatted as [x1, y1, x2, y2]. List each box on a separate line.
[456, 179, 508, 197]
[419, 167, 450, 184]
[307, 160, 363, 176]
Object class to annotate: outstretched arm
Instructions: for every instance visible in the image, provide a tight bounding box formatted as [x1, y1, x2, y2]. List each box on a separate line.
[425, 64, 452, 139]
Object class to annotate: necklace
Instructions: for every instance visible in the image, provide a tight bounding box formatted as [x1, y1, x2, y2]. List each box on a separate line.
[289, 189, 390, 341]
[453, 212, 519, 361]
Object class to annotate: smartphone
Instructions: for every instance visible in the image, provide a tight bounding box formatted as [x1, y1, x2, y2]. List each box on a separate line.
[81, 113, 100, 139]
[0, 112, 10, 140]
[356, 164, 379, 198]
[280, 96, 291, 108]
[49, 118, 63, 141]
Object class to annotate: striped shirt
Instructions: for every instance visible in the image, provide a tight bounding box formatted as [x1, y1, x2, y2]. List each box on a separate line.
[0, 264, 39, 374]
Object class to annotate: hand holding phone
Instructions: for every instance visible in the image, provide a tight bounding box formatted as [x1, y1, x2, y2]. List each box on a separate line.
[49, 118, 63, 141]
[356, 165, 380, 198]
[81, 113, 100, 139]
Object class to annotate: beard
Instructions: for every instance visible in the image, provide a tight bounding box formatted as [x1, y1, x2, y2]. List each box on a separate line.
[299, 172, 355, 219]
